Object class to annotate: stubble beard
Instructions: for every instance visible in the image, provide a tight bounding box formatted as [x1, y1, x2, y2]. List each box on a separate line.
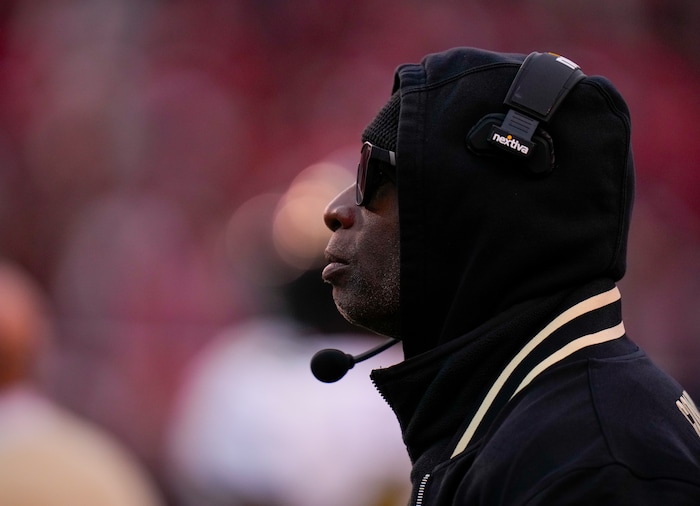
[333, 254, 401, 339]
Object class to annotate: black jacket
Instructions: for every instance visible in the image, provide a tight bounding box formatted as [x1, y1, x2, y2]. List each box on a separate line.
[367, 48, 700, 504]
[372, 279, 700, 504]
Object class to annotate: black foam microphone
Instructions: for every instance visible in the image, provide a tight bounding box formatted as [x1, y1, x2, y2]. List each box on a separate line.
[310, 338, 401, 383]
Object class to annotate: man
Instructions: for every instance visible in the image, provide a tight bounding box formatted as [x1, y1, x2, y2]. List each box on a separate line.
[0, 260, 164, 506]
[320, 48, 700, 504]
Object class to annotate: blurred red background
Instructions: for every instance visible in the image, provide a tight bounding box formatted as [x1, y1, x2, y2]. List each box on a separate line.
[0, 1, 698, 504]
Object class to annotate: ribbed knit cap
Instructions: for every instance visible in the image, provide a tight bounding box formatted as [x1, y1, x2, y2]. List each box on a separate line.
[361, 91, 400, 152]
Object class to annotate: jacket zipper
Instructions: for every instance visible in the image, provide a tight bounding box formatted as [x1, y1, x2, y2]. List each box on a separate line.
[415, 473, 430, 506]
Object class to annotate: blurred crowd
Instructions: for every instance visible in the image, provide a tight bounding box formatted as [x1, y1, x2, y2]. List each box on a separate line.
[0, 0, 698, 504]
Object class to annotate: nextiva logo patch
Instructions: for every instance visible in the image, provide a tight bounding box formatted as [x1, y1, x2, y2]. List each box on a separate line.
[488, 126, 534, 157]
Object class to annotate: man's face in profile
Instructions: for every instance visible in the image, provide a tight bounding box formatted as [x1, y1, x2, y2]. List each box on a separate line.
[322, 159, 401, 338]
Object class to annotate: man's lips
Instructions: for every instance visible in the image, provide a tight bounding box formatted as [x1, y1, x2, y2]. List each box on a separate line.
[322, 251, 349, 281]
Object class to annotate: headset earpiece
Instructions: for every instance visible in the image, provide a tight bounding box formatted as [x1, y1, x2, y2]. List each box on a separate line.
[466, 52, 585, 175]
[467, 114, 555, 176]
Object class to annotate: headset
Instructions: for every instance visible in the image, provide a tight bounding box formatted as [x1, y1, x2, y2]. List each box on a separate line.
[466, 52, 586, 175]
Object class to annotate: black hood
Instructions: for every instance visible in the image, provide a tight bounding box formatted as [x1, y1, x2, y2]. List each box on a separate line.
[379, 48, 634, 358]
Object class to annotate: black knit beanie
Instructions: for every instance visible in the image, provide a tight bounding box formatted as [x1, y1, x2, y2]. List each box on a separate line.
[362, 91, 400, 152]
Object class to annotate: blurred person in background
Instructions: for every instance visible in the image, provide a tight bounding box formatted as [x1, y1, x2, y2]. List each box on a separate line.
[0, 259, 165, 506]
[167, 270, 411, 506]
[166, 172, 412, 506]
[319, 48, 700, 504]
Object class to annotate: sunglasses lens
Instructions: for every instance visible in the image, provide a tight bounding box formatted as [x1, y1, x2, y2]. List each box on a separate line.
[356, 143, 371, 205]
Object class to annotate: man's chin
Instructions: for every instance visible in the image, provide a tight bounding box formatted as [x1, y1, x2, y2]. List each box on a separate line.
[334, 304, 399, 339]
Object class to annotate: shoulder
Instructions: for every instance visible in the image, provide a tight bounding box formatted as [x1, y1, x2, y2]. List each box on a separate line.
[471, 350, 700, 502]
[587, 352, 700, 481]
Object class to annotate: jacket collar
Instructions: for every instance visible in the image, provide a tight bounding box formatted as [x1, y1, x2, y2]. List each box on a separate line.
[371, 279, 624, 476]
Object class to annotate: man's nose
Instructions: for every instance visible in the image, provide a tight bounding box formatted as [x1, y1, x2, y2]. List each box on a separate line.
[323, 185, 356, 232]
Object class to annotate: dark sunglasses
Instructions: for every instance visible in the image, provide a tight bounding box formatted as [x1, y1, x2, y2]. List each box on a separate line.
[356, 141, 396, 206]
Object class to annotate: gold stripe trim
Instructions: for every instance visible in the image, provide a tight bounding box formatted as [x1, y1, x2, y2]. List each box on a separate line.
[450, 286, 622, 458]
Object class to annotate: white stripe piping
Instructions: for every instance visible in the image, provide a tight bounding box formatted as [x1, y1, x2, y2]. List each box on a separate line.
[450, 286, 621, 458]
[510, 321, 626, 400]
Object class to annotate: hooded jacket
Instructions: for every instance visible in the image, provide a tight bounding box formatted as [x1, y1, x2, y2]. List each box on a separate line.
[366, 48, 700, 504]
